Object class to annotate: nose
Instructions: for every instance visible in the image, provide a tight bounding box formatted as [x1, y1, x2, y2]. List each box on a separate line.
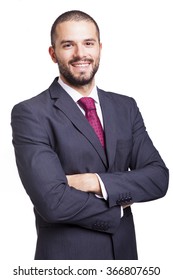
[74, 44, 86, 58]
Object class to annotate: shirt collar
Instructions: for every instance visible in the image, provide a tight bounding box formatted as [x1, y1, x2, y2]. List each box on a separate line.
[58, 77, 99, 104]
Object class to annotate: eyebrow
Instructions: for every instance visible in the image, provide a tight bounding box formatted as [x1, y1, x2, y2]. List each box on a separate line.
[60, 38, 97, 45]
[60, 40, 73, 45]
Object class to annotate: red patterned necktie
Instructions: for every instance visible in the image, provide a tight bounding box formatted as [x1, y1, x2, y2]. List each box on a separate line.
[78, 97, 105, 148]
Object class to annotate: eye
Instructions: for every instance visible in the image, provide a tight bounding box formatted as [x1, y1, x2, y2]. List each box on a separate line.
[85, 41, 95, 47]
[62, 43, 73, 49]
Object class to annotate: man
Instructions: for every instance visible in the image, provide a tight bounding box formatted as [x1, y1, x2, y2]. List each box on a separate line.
[11, 10, 169, 260]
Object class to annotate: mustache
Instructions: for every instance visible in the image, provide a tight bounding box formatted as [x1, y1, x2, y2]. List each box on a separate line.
[69, 57, 94, 64]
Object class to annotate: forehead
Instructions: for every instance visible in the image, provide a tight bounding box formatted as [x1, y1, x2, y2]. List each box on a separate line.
[55, 20, 98, 42]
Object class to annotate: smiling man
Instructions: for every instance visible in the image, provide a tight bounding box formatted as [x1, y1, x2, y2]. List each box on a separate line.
[11, 10, 169, 260]
[49, 16, 101, 92]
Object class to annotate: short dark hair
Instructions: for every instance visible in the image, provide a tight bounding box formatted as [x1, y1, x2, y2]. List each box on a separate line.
[50, 10, 100, 47]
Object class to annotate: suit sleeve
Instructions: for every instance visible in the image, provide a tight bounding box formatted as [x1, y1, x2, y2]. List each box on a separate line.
[99, 98, 169, 208]
[11, 101, 120, 234]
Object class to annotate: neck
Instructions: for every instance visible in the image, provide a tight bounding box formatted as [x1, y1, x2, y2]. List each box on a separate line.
[60, 75, 95, 96]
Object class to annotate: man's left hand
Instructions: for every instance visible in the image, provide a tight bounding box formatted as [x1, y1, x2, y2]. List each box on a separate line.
[66, 173, 101, 195]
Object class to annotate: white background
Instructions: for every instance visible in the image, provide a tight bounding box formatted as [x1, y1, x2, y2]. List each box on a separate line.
[0, 0, 172, 278]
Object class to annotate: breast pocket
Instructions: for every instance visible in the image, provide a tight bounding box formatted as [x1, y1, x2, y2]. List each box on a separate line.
[114, 139, 133, 171]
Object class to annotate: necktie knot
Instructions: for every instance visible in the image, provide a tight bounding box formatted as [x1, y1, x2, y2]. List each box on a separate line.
[78, 97, 96, 112]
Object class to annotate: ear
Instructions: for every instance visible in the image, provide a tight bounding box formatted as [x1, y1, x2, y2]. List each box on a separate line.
[48, 46, 58, 63]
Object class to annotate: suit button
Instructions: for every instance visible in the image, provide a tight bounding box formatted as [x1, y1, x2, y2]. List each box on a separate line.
[117, 193, 132, 205]
[92, 221, 110, 231]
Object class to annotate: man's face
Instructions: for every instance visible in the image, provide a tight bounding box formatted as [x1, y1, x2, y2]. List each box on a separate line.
[49, 20, 102, 87]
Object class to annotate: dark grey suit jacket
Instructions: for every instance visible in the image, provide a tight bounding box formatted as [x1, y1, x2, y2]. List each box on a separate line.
[11, 78, 169, 259]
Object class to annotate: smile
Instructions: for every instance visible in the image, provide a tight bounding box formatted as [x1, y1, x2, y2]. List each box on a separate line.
[71, 62, 90, 67]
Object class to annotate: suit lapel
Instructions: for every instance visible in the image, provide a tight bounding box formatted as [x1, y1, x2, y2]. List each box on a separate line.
[49, 79, 107, 167]
[98, 89, 118, 170]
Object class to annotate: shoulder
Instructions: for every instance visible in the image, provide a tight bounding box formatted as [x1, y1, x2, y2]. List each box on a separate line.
[97, 87, 138, 109]
[11, 91, 50, 123]
[11, 78, 59, 115]
[12, 89, 48, 109]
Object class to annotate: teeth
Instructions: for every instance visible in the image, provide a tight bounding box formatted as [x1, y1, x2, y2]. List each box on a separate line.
[71, 61, 90, 67]
[75, 64, 89, 67]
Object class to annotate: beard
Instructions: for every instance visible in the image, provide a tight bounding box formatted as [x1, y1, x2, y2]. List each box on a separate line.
[56, 56, 100, 87]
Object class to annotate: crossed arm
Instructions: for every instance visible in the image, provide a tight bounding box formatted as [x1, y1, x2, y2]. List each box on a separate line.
[66, 173, 132, 209]
[66, 173, 101, 195]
